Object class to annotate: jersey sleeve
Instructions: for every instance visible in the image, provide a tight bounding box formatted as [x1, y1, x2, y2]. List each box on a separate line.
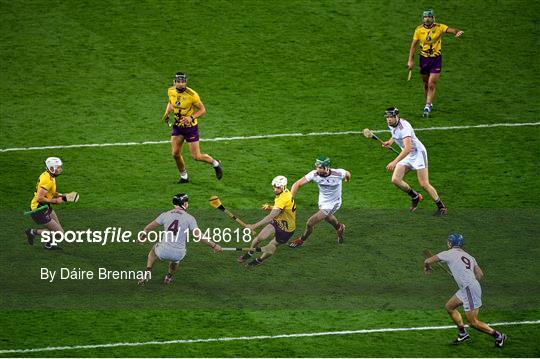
[338, 169, 347, 179]
[436, 250, 450, 263]
[274, 195, 287, 209]
[304, 170, 316, 182]
[188, 215, 198, 231]
[413, 27, 421, 40]
[155, 212, 166, 225]
[400, 122, 413, 138]
[439, 23, 449, 33]
[38, 173, 53, 191]
[190, 89, 201, 104]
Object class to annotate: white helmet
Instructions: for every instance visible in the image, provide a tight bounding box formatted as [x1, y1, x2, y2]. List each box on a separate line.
[271, 175, 287, 189]
[45, 157, 63, 175]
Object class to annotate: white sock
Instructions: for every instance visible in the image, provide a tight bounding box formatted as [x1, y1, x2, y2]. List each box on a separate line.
[180, 171, 188, 179]
[212, 160, 220, 167]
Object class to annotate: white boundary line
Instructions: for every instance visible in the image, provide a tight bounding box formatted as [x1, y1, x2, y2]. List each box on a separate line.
[0, 319, 538, 354]
[1, 121, 539, 153]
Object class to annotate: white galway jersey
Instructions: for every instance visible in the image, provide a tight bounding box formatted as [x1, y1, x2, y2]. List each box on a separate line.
[436, 248, 479, 289]
[155, 209, 198, 250]
[388, 118, 426, 153]
[304, 169, 346, 208]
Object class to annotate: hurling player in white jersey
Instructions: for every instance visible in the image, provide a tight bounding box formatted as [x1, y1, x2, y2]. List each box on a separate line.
[288, 156, 350, 248]
[424, 233, 506, 348]
[382, 107, 447, 216]
[137, 193, 222, 285]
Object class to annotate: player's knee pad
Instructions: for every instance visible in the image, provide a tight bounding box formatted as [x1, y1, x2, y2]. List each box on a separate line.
[261, 243, 277, 255]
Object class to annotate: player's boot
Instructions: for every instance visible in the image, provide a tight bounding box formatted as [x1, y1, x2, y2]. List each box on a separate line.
[495, 333, 507, 348]
[176, 178, 189, 184]
[138, 277, 148, 286]
[451, 333, 470, 345]
[336, 224, 346, 244]
[213, 160, 223, 180]
[423, 105, 431, 118]
[25, 229, 35, 245]
[246, 258, 264, 268]
[44, 242, 62, 250]
[237, 252, 252, 263]
[288, 238, 304, 248]
[410, 194, 423, 212]
[434, 207, 448, 216]
[164, 273, 173, 284]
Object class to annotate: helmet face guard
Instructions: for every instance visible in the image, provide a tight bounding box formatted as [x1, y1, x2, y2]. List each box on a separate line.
[45, 157, 63, 176]
[174, 72, 187, 83]
[271, 175, 287, 189]
[447, 233, 464, 248]
[314, 156, 331, 169]
[422, 9, 435, 26]
[172, 193, 189, 208]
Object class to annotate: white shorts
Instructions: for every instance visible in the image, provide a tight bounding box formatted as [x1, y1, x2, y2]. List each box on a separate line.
[456, 282, 482, 312]
[319, 202, 341, 216]
[398, 149, 428, 170]
[154, 243, 186, 263]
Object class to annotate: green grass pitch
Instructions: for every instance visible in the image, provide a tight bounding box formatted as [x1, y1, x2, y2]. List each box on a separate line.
[1, 0, 539, 357]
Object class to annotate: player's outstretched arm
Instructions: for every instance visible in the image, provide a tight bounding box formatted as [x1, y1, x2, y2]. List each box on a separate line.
[291, 177, 308, 198]
[424, 255, 440, 273]
[196, 230, 222, 252]
[446, 27, 464, 37]
[248, 208, 282, 231]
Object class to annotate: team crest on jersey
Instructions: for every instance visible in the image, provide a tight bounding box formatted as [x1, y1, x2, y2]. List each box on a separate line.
[426, 36, 432, 41]
[175, 101, 181, 106]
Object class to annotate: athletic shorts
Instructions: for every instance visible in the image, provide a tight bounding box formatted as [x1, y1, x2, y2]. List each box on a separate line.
[154, 243, 186, 263]
[30, 206, 53, 225]
[456, 282, 483, 312]
[271, 221, 295, 244]
[171, 124, 200, 142]
[419, 55, 442, 75]
[319, 202, 341, 216]
[398, 150, 428, 170]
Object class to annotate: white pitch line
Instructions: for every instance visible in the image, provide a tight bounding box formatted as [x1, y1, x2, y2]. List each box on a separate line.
[0, 319, 538, 354]
[1, 121, 539, 153]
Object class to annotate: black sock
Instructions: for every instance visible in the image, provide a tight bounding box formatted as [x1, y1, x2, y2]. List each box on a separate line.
[255, 258, 263, 264]
[145, 267, 152, 272]
[491, 330, 501, 338]
[435, 198, 445, 209]
[246, 251, 254, 257]
[407, 188, 419, 198]
[300, 235, 307, 241]
[458, 326, 467, 335]
[30, 229, 37, 235]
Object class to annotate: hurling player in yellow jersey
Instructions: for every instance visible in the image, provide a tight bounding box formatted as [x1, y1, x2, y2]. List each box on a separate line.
[237, 176, 296, 267]
[25, 157, 67, 250]
[407, 9, 464, 117]
[162, 72, 223, 183]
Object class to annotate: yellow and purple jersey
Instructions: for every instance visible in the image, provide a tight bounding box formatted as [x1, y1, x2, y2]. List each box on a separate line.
[30, 171, 56, 209]
[273, 190, 296, 232]
[413, 23, 449, 57]
[167, 86, 202, 128]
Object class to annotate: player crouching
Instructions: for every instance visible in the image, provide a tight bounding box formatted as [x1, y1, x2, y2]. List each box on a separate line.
[424, 233, 506, 347]
[138, 193, 222, 285]
[238, 176, 296, 267]
[25, 157, 79, 250]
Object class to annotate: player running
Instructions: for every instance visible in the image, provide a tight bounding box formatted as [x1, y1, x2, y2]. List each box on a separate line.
[382, 107, 447, 216]
[138, 193, 222, 285]
[407, 9, 464, 117]
[238, 176, 296, 267]
[162, 72, 223, 183]
[424, 233, 507, 347]
[25, 157, 75, 250]
[289, 156, 350, 248]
